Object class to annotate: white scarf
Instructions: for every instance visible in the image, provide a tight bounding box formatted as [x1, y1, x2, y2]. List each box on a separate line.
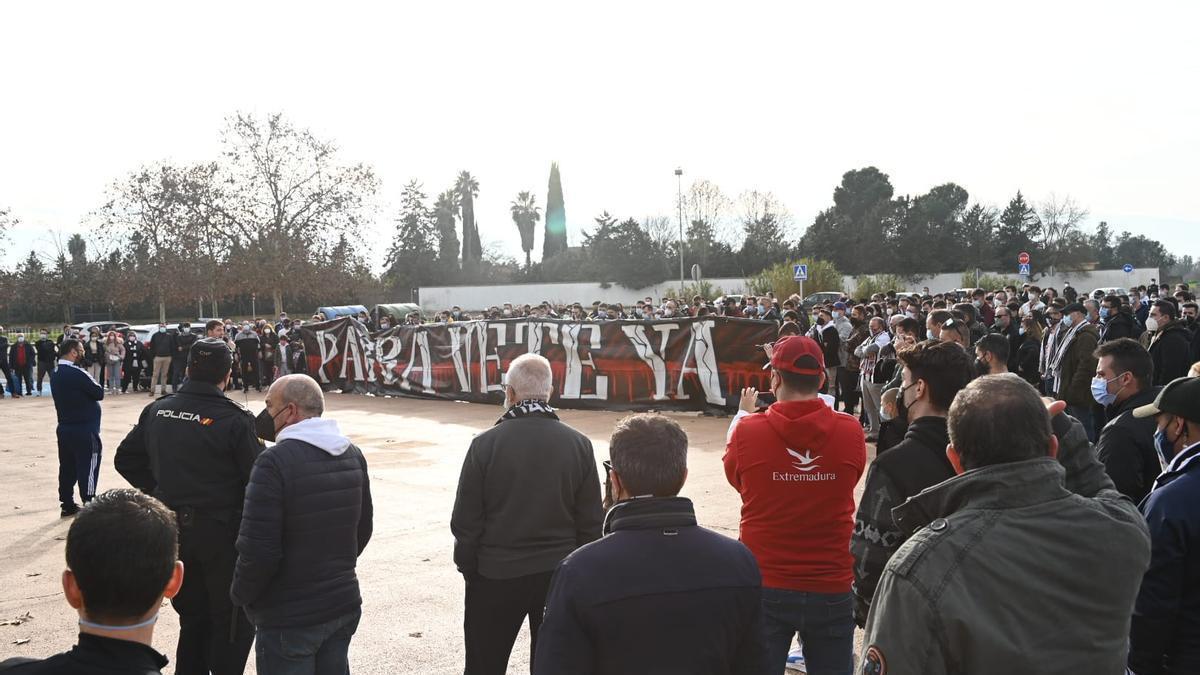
[1048, 320, 1086, 390]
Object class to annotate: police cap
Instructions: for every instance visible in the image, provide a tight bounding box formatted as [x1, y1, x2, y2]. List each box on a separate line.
[188, 337, 233, 383]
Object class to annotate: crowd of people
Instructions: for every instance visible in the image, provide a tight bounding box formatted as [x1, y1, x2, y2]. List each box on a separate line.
[0, 315, 313, 399]
[3, 278, 1200, 675]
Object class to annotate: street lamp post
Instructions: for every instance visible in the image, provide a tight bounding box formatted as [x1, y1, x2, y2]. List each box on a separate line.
[675, 168, 684, 294]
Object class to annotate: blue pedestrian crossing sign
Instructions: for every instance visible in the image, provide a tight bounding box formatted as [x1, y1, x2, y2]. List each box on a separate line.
[1018, 263, 1031, 276]
[793, 264, 808, 281]
[1123, 263, 1134, 273]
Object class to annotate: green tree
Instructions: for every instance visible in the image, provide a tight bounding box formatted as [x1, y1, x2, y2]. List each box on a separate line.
[737, 190, 793, 273]
[995, 191, 1040, 269]
[510, 191, 541, 268]
[1089, 221, 1117, 268]
[434, 190, 460, 272]
[456, 171, 481, 266]
[543, 162, 568, 259]
[959, 203, 999, 272]
[383, 180, 438, 300]
[582, 214, 668, 288]
[1114, 231, 1176, 269]
[800, 167, 894, 274]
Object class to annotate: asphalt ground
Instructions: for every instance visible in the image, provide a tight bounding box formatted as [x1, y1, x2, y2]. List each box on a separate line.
[0, 389, 872, 673]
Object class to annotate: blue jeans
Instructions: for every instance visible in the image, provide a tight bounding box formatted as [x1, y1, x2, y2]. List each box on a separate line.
[762, 588, 854, 675]
[1065, 404, 1096, 443]
[255, 607, 361, 675]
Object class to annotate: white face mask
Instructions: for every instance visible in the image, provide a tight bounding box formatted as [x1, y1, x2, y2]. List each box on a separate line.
[1145, 317, 1159, 332]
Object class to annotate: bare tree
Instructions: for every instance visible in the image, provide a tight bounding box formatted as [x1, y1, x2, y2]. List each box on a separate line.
[738, 190, 795, 237]
[97, 164, 194, 322]
[210, 112, 380, 315]
[1037, 194, 1090, 272]
[641, 215, 676, 250]
[684, 179, 735, 242]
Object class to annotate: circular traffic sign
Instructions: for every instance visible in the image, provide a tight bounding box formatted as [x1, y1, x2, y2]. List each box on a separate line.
[1123, 263, 1134, 274]
[1018, 251, 1031, 265]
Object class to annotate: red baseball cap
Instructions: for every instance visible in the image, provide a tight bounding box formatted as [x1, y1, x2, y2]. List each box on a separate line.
[767, 335, 826, 375]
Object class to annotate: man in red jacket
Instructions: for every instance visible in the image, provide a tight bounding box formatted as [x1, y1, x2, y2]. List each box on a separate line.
[724, 335, 866, 675]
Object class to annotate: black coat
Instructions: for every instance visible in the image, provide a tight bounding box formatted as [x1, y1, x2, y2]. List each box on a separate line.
[1130, 444, 1200, 674]
[8, 342, 35, 370]
[1149, 322, 1192, 386]
[149, 330, 175, 358]
[0, 633, 167, 674]
[1101, 311, 1138, 343]
[851, 416, 955, 626]
[115, 381, 262, 511]
[231, 434, 373, 629]
[1095, 387, 1163, 504]
[533, 497, 768, 675]
[33, 338, 56, 362]
[451, 410, 603, 579]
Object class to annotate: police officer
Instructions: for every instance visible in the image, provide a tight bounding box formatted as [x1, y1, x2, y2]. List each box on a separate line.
[115, 338, 263, 675]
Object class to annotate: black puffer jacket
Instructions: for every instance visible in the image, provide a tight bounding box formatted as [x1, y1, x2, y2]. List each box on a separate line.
[1095, 387, 1163, 504]
[230, 418, 373, 629]
[1150, 322, 1192, 386]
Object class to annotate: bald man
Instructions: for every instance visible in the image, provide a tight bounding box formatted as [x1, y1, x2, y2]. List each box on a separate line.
[231, 375, 374, 673]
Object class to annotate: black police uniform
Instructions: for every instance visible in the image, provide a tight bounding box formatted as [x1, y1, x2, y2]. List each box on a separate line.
[0, 633, 168, 674]
[114, 349, 262, 675]
[172, 328, 197, 391]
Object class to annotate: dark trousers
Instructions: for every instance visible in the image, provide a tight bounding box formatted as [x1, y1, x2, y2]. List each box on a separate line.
[0, 362, 10, 395]
[241, 361, 260, 391]
[122, 365, 143, 392]
[838, 368, 860, 414]
[37, 360, 55, 393]
[463, 571, 553, 675]
[56, 424, 101, 506]
[172, 509, 255, 675]
[255, 607, 361, 675]
[171, 358, 188, 392]
[12, 365, 32, 395]
[762, 588, 855, 675]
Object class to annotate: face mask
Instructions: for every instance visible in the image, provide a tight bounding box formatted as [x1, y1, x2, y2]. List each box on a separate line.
[1019, 327, 1026, 336]
[255, 406, 286, 442]
[1145, 317, 1159, 332]
[972, 300, 982, 308]
[1154, 427, 1175, 465]
[503, 309, 512, 317]
[895, 382, 914, 427]
[17, 336, 24, 342]
[1061, 315, 1074, 328]
[40, 333, 48, 339]
[975, 358, 990, 376]
[906, 311, 917, 319]
[380, 322, 390, 330]
[757, 305, 767, 315]
[850, 317, 864, 327]
[926, 329, 937, 340]
[833, 311, 843, 319]
[1099, 307, 1110, 320]
[1090, 374, 1126, 407]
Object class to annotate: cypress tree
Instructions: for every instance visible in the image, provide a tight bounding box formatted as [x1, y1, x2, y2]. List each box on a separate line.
[543, 162, 567, 259]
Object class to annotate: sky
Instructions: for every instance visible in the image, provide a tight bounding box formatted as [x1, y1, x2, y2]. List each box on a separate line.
[2, 1, 1198, 273]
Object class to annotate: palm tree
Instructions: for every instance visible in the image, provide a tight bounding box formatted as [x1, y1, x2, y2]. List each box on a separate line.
[510, 191, 541, 268]
[455, 171, 480, 264]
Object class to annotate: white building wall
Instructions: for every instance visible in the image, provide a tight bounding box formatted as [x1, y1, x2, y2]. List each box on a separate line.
[418, 277, 752, 311]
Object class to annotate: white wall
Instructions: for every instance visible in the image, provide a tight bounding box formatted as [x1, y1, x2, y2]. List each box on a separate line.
[421, 268, 1160, 310]
[419, 278, 751, 311]
[843, 268, 1160, 296]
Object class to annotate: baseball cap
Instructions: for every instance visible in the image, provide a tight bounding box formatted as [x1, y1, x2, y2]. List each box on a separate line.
[1133, 376, 1200, 423]
[767, 335, 826, 375]
[833, 302, 848, 311]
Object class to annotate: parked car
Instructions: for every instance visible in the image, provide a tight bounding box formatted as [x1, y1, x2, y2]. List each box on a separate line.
[801, 292, 844, 311]
[69, 320, 131, 336]
[1090, 287, 1128, 300]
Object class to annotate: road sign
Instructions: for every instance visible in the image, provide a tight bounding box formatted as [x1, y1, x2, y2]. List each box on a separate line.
[1018, 251, 1031, 265]
[1123, 263, 1134, 274]
[793, 264, 808, 281]
[1018, 263, 1032, 276]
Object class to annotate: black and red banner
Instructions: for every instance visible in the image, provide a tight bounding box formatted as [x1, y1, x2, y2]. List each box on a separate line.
[300, 317, 776, 412]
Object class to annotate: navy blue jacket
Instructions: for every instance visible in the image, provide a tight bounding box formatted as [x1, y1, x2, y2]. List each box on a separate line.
[533, 497, 768, 675]
[230, 431, 373, 629]
[1130, 443, 1200, 674]
[50, 362, 103, 429]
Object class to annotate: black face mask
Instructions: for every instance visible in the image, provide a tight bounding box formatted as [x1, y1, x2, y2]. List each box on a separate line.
[975, 358, 990, 377]
[895, 382, 914, 428]
[255, 407, 283, 442]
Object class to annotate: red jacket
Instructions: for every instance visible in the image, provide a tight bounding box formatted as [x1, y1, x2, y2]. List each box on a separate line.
[724, 399, 866, 593]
